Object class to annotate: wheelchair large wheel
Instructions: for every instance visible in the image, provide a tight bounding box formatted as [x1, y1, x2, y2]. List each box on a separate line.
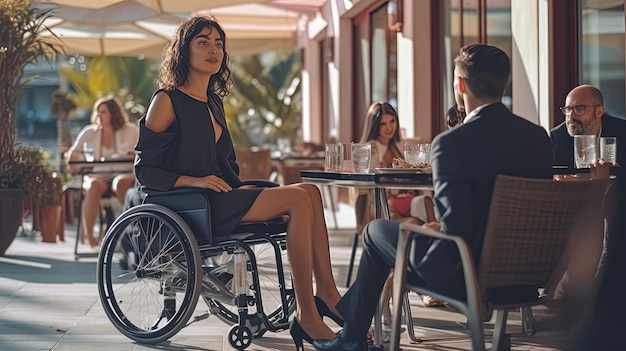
[97, 204, 202, 344]
[203, 237, 295, 337]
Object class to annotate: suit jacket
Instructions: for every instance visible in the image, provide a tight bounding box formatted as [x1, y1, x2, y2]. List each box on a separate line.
[551, 114, 626, 168]
[415, 103, 554, 296]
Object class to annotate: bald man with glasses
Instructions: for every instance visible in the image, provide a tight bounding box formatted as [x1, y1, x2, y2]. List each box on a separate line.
[551, 84, 626, 167]
[536, 85, 626, 333]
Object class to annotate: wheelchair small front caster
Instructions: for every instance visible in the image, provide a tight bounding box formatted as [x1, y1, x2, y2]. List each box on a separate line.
[228, 324, 253, 350]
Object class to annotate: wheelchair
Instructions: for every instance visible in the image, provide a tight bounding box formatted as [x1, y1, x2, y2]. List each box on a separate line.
[96, 181, 296, 350]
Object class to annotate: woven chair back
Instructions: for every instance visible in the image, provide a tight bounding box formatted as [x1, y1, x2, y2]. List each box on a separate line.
[478, 175, 606, 292]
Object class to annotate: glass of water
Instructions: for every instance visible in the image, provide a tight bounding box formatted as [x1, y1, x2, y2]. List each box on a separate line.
[600, 137, 617, 164]
[574, 135, 596, 168]
[351, 143, 371, 173]
[324, 143, 343, 171]
[83, 142, 95, 162]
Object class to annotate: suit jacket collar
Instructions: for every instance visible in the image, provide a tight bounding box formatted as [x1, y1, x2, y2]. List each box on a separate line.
[464, 102, 510, 123]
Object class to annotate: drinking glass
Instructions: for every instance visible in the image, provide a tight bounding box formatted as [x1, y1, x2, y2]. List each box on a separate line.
[340, 143, 353, 172]
[600, 137, 617, 164]
[404, 144, 419, 165]
[404, 143, 431, 165]
[574, 135, 596, 168]
[351, 143, 371, 173]
[83, 142, 95, 162]
[324, 143, 343, 171]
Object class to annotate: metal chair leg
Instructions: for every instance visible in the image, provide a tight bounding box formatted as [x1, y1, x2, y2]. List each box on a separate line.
[344, 231, 359, 287]
[491, 309, 510, 351]
[403, 291, 421, 342]
[323, 184, 338, 229]
[520, 306, 536, 336]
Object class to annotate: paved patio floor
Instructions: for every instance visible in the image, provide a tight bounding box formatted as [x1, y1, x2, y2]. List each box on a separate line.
[0, 203, 575, 351]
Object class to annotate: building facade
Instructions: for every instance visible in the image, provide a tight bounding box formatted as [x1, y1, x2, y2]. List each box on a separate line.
[297, 0, 625, 144]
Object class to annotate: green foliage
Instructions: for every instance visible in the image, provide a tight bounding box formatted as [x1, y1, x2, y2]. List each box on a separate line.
[50, 90, 77, 147]
[60, 56, 159, 121]
[0, 0, 63, 180]
[226, 50, 302, 148]
[7, 146, 62, 207]
[50, 90, 77, 119]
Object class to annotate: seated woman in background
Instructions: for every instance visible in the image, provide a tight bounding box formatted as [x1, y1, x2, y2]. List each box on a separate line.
[66, 96, 139, 247]
[357, 101, 436, 230]
[354, 101, 440, 329]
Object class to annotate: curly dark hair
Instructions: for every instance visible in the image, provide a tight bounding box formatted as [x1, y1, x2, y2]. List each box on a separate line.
[158, 15, 232, 97]
[445, 104, 466, 129]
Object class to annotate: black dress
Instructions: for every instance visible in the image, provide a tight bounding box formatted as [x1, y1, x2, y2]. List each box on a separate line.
[134, 89, 263, 237]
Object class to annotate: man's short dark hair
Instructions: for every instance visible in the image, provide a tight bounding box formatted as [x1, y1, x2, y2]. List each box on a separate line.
[454, 44, 510, 99]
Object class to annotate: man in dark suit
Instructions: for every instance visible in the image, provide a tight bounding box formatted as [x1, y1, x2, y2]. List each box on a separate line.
[551, 85, 626, 167]
[313, 44, 554, 351]
[536, 86, 626, 332]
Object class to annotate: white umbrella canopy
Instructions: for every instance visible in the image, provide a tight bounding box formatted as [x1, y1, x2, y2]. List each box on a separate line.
[41, 0, 304, 57]
[49, 0, 269, 14]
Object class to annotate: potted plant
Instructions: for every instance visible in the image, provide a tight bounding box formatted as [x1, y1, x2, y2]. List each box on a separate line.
[12, 146, 64, 243]
[0, 0, 62, 253]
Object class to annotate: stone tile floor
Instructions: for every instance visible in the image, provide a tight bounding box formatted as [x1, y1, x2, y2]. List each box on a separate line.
[0, 203, 572, 350]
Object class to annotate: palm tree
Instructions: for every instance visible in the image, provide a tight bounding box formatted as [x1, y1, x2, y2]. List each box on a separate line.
[226, 50, 302, 148]
[60, 56, 159, 122]
[50, 90, 76, 171]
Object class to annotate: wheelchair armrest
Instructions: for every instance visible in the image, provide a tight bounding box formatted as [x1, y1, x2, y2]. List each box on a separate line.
[239, 180, 280, 188]
[140, 186, 206, 196]
[141, 186, 213, 242]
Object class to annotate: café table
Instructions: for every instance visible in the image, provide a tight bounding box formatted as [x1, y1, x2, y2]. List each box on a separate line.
[300, 168, 433, 347]
[68, 158, 134, 259]
[303, 166, 620, 345]
[552, 165, 622, 177]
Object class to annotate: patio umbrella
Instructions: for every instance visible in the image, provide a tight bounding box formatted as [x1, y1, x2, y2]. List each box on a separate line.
[41, 1, 302, 57]
[49, 0, 269, 13]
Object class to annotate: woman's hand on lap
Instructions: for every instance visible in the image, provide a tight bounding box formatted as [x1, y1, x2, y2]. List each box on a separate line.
[201, 175, 232, 192]
[185, 175, 232, 192]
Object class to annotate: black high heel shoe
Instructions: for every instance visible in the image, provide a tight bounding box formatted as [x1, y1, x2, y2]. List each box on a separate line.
[314, 296, 345, 326]
[289, 319, 313, 351]
[313, 331, 366, 351]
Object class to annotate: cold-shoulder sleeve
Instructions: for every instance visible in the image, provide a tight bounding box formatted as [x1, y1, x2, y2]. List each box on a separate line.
[134, 118, 180, 191]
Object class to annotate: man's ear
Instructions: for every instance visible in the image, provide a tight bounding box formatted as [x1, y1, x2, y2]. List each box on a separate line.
[457, 76, 466, 94]
[596, 105, 605, 118]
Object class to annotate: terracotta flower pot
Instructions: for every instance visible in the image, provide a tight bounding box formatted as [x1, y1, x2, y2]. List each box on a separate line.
[38, 205, 63, 243]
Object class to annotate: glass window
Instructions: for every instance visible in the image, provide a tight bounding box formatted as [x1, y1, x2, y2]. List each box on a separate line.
[580, 0, 625, 118]
[354, 15, 370, 139]
[371, 5, 389, 104]
[486, 0, 512, 109]
[352, 1, 399, 139]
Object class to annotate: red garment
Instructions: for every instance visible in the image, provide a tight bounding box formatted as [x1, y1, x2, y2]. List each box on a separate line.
[393, 193, 414, 217]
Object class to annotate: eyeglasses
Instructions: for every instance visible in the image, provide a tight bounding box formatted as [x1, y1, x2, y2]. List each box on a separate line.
[559, 104, 602, 116]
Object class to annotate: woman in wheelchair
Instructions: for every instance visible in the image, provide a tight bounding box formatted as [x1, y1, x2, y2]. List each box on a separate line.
[134, 15, 343, 349]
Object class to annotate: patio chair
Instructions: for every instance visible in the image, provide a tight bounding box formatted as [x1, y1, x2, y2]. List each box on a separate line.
[235, 148, 272, 181]
[389, 175, 607, 351]
[345, 191, 372, 287]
